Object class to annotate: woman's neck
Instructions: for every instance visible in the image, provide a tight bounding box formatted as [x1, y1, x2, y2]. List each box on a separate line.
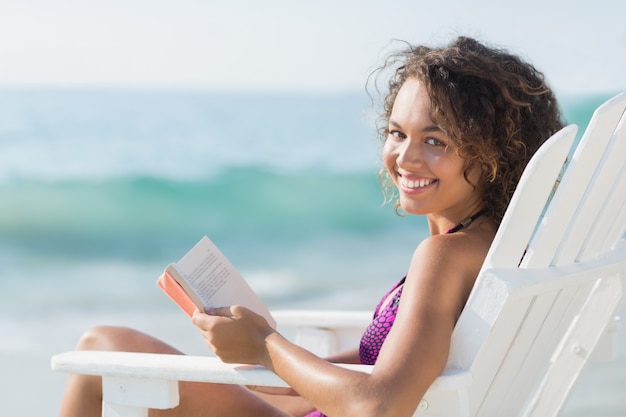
[427, 203, 487, 235]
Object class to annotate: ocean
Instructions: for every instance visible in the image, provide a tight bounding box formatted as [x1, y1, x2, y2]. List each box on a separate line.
[0, 88, 624, 416]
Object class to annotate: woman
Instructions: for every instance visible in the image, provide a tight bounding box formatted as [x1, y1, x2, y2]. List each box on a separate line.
[60, 36, 564, 417]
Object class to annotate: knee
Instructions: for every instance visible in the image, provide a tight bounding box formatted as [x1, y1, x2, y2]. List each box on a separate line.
[74, 325, 182, 354]
[75, 325, 134, 351]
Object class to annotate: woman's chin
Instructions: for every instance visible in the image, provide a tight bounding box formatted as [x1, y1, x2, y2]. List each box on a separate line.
[398, 201, 429, 216]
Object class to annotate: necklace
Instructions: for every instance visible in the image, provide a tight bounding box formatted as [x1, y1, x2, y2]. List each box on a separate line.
[446, 209, 487, 234]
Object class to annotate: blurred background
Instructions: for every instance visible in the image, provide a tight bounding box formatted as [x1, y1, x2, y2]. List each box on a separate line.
[1, 0, 625, 415]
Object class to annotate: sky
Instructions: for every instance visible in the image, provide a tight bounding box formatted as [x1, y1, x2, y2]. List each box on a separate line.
[0, 0, 625, 96]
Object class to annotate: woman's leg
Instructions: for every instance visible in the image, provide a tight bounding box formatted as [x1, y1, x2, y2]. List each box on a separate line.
[58, 326, 312, 417]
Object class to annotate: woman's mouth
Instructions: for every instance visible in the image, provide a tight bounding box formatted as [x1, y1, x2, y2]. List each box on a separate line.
[399, 177, 436, 190]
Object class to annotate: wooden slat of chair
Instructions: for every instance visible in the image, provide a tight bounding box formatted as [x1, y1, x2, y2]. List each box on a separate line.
[483, 288, 563, 413]
[525, 93, 626, 267]
[583, 114, 626, 256]
[553, 94, 626, 265]
[485, 281, 598, 415]
[523, 275, 624, 417]
[481, 125, 578, 270]
[562, 114, 626, 263]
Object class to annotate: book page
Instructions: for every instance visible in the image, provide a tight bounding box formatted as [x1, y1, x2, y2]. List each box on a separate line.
[174, 236, 276, 328]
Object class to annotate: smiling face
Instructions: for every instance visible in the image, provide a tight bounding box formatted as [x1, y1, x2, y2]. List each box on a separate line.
[383, 78, 484, 226]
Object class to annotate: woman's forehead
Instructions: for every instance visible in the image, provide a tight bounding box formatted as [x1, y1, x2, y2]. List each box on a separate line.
[390, 79, 434, 123]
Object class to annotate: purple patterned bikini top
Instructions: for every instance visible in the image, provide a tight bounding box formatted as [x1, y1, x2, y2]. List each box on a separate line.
[304, 279, 407, 417]
[358, 277, 405, 364]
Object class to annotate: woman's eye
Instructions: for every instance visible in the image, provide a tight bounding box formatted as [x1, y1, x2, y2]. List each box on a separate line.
[425, 137, 446, 146]
[389, 130, 406, 140]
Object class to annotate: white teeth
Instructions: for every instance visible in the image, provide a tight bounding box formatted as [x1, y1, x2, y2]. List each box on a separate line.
[401, 178, 433, 189]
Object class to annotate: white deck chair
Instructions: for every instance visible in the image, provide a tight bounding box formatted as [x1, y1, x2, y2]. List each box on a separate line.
[52, 93, 626, 417]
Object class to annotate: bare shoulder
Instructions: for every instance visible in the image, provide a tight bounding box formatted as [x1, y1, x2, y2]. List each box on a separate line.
[412, 225, 492, 277]
[403, 222, 496, 320]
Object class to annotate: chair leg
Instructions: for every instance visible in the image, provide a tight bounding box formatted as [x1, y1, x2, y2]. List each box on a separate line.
[101, 375, 180, 416]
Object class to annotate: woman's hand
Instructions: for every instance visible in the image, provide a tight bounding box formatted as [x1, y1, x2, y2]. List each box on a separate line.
[191, 305, 276, 365]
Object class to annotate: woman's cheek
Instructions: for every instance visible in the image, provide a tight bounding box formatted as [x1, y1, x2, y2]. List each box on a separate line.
[382, 141, 397, 171]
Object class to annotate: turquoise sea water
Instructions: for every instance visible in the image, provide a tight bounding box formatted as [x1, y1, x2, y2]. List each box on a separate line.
[0, 88, 624, 415]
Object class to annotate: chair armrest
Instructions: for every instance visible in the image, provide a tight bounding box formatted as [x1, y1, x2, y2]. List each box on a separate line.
[51, 350, 471, 390]
[50, 350, 372, 387]
[51, 350, 472, 417]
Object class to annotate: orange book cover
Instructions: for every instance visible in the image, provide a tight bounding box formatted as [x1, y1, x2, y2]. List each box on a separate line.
[156, 270, 198, 317]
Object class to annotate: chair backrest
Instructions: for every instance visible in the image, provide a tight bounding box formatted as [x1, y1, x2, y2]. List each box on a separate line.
[446, 93, 626, 417]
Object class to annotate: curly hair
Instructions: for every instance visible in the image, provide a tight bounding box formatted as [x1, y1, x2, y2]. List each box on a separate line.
[373, 36, 565, 223]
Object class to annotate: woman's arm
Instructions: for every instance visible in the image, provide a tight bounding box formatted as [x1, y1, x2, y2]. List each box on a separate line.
[246, 347, 362, 397]
[192, 233, 485, 417]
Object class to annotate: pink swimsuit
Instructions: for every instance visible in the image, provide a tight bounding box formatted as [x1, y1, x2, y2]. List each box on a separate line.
[304, 277, 405, 417]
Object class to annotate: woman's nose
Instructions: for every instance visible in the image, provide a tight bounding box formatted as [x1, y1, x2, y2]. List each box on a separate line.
[397, 139, 422, 166]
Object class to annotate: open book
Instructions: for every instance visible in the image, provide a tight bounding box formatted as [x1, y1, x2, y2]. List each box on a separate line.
[156, 236, 276, 328]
